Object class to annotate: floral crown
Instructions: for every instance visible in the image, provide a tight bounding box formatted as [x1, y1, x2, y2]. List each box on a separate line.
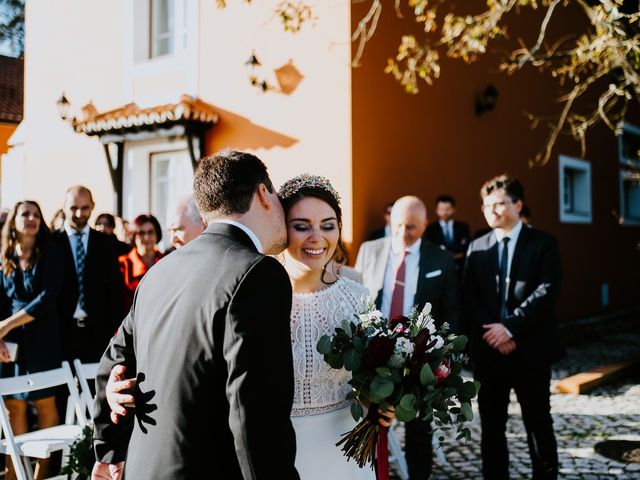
[278, 174, 341, 205]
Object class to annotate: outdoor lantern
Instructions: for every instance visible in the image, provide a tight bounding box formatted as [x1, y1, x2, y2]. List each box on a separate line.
[475, 84, 499, 116]
[56, 92, 71, 120]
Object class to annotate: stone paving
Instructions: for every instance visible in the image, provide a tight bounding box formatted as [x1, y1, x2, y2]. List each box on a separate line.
[389, 312, 640, 479]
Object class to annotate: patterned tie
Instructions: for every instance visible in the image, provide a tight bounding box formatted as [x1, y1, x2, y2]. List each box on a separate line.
[75, 232, 87, 311]
[498, 237, 510, 320]
[389, 250, 408, 318]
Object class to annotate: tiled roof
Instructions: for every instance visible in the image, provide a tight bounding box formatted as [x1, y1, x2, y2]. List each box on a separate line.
[0, 55, 24, 124]
[73, 94, 218, 135]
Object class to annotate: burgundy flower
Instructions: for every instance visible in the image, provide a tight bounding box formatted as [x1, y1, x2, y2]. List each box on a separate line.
[389, 315, 410, 330]
[363, 335, 395, 369]
[435, 360, 451, 382]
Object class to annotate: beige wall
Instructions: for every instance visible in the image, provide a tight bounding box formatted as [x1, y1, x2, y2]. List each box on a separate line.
[5, 0, 128, 223]
[200, 1, 353, 241]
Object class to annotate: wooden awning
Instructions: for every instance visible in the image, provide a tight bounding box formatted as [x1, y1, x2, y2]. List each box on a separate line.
[72, 94, 218, 136]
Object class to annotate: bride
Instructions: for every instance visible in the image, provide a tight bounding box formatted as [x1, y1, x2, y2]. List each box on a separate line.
[105, 174, 390, 479]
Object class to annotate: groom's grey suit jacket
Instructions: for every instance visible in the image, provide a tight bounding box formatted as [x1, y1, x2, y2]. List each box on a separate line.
[93, 223, 299, 480]
[354, 237, 460, 329]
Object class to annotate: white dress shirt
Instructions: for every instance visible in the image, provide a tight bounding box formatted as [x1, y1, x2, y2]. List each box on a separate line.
[64, 222, 90, 318]
[381, 238, 422, 318]
[439, 219, 454, 243]
[213, 219, 263, 253]
[494, 220, 523, 281]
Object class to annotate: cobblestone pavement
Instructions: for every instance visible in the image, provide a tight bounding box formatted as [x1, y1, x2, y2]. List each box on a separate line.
[389, 312, 640, 479]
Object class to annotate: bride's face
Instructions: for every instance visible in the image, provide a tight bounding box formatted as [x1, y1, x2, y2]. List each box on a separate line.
[285, 196, 340, 272]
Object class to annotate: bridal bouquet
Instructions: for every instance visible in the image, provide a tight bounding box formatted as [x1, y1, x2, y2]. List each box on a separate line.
[317, 298, 478, 474]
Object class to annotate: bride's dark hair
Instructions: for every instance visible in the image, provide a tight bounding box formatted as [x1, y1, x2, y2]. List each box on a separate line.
[280, 187, 348, 285]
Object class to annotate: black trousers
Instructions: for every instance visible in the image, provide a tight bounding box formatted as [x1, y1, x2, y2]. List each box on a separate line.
[476, 360, 558, 480]
[404, 417, 433, 480]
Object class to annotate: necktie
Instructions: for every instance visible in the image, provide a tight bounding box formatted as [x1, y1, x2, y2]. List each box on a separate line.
[498, 237, 510, 320]
[389, 250, 408, 318]
[75, 232, 87, 311]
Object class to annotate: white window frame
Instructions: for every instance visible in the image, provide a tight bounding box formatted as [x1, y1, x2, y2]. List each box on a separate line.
[618, 123, 640, 226]
[558, 155, 592, 224]
[150, 0, 175, 59]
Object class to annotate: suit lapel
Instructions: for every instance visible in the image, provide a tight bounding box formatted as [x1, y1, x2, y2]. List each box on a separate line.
[372, 239, 391, 308]
[415, 241, 436, 306]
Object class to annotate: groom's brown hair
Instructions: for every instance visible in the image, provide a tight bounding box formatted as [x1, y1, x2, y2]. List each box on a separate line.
[194, 149, 275, 217]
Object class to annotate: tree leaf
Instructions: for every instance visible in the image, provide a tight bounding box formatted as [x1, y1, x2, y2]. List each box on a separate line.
[420, 363, 436, 386]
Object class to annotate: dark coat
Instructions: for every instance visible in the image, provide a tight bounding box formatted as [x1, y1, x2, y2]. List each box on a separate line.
[93, 223, 299, 480]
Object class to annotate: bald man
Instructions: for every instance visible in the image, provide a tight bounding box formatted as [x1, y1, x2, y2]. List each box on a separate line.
[355, 196, 460, 480]
[51, 186, 124, 363]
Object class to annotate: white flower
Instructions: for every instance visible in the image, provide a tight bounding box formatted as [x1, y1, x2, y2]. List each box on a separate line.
[395, 337, 414, 356]
[421, 302, 432, 316]
[427, 335, 445, 352]
[387, 352, 405, 368]
[358, 309, 384, 328]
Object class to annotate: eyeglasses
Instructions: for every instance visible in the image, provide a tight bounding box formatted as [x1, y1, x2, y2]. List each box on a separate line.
[481, 200, 513, 212]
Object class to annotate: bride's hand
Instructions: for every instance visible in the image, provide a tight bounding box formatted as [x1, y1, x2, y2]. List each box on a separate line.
[377, 405, 395, 427]
[106, 365, 137, 424]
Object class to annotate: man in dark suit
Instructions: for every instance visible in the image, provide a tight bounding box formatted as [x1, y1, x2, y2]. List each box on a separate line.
[355, 196, 459, 480]
[91, 150, 299, 480]
[51, 186, 123, 363]
[424, 194, 471, 274]
[367, 202, 393, 240]
[462, 175, 563, 480]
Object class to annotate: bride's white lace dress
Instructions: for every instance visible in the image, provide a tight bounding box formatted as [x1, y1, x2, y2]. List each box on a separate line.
[290, 277, 375, 480]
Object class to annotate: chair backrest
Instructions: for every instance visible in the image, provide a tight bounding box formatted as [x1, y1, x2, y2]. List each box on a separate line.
[0, 361, 87, 480]
[73, 359, 99, 419]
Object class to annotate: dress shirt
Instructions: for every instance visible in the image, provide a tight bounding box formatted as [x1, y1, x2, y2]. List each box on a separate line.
[493, 220, 523, 336]
[439, 219, 454, 243]
[381, 238, 422, 318]
[213, 219, 263, 253]
[64, 222, 90, 318]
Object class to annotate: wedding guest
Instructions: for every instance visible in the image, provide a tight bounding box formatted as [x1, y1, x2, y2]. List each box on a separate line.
[165, 195, 205, 253]
[119, 214, 164, 312]
[355, 196, 460, 480]
[462, 175, 564, 479]
[425, 195, 471, 274]
[49, 208, 65, 231]
[367, 202, 393, 240]
[95, 213, 131, 256]
[0, 200, 64, 480]
[51, 186, 123, 363]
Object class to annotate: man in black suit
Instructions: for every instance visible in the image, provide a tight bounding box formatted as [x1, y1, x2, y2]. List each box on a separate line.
[51, 186, 123, 363]
[462, 175, 564, 479]
[355, 196, 459, 480]
[367, 202, 393, 240]
[424, 194, 471, 274]
[91, 150, 299, 480]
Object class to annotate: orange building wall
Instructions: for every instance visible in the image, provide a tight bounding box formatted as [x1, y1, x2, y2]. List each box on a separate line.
[0, 123, 17, 184]
[350, 4, 640, 320]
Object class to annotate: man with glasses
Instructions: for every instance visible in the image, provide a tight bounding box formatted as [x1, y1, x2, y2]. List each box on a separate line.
[461, 175, 564, 479]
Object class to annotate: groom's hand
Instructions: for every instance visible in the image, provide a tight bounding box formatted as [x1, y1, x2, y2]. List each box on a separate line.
[91, 461, 124, 480]
[496, 339, 516, 355]
[482, 323, 512, 348]
[106, 365, 137, 424]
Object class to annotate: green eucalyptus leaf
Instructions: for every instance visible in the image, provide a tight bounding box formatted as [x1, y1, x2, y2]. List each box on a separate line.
[370, 377, 394, 398]
[341, 319, 353, 337]
[353, 336, 365, 353]
[344, 349, 361, 371]
[459, 381, 478, 401]
[317, 335, 332, 354]
[326, 353, 343, 369]
[420, 364, 436, 386]
[395, 405, 417, 423]
[375, 367, 392, 378]
[351, 401, 364, 421]
[461, 402, 473, 421]
[452, 335, 468, 352]
[399, 394, 417, 411]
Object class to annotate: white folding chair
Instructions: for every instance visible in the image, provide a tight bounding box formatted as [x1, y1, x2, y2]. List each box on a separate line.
[388, 425, 409, 480]
[73, 359, 99, 421]
[0, 361, 86, 480]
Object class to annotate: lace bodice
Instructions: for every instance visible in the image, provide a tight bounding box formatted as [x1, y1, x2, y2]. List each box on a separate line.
[290, 277, 369, 417]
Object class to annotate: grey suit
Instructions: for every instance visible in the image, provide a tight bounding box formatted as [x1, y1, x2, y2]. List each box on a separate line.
[92, 223, 299, 480]
[355, 237, 460, 479]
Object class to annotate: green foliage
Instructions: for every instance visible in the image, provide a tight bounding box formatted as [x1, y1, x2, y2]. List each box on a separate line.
[60, 425, 95, 480]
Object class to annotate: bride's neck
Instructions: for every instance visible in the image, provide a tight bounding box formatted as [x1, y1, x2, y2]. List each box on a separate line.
[284, 253, 336, 294]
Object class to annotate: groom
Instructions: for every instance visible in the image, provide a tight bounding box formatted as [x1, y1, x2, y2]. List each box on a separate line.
[91, 150, 300, 479]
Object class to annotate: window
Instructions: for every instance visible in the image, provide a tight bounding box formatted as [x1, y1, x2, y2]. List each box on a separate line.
[150, 0, 174, 58]
[618, 124, 640, 226]
[559, 155, 592, 224]
[150, 150, 193, 246]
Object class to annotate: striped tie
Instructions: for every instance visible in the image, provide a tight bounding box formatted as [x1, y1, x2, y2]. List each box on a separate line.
[75, 232, 87, 311]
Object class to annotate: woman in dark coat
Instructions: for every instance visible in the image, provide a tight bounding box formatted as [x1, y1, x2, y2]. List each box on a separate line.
[0, 200, 64, 480]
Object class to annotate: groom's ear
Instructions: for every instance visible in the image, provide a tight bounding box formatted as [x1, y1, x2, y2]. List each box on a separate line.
[255, 183, 272, 211]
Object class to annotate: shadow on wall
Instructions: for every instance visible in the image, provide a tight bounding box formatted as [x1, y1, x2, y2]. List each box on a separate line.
[208, 106, 298, 151]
